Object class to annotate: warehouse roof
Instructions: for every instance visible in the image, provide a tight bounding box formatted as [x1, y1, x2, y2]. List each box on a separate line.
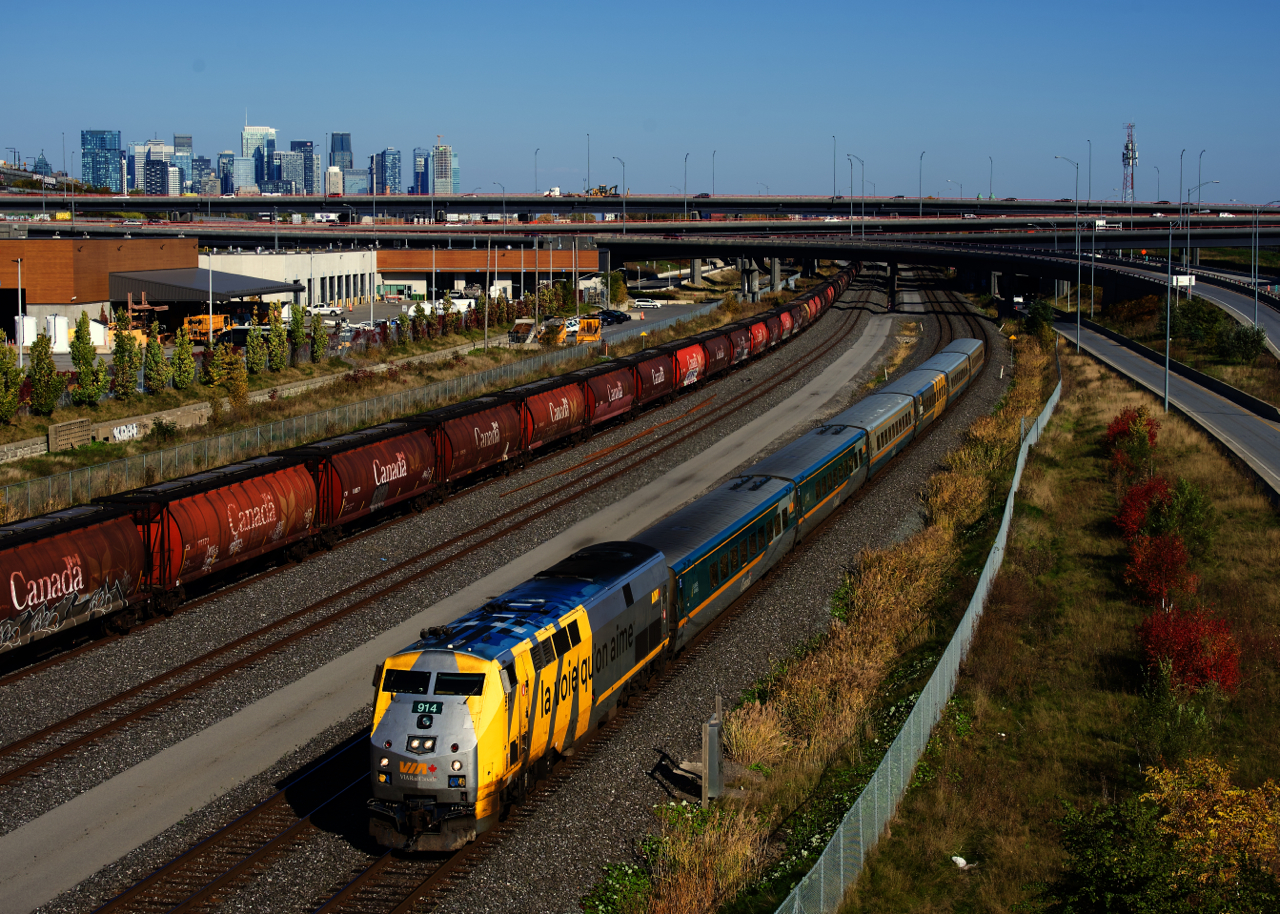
[108, 268, 304, 303]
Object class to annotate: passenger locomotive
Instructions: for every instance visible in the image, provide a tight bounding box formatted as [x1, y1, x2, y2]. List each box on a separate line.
[0, 269, 853, 655]
[367, 336, 985, 851]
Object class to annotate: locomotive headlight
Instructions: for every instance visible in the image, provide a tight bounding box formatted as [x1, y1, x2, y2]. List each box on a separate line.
[406, 736, 435, 755]
[451, 759, 463, 771]
[379, 756, 390, 768]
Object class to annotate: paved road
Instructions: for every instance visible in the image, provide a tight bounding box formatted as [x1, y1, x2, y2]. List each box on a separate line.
[0, 307, 898, 914]
[1054, 318, 1280, 495]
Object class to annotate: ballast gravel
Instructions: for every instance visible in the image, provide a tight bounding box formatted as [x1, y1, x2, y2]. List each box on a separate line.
[14, 273, 926, 913]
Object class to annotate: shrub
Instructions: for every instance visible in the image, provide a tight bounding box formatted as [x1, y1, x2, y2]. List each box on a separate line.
[1125, 533, 1198, 607]
[1148, 477, 1217, 556]
[1137, 606, 1240, 694]
[1106, 405, 1159, 481]
[1130, 660, 1212, 767]
[1216, 323, 1268, 364]
[289, 304, 306, 366]
[204, 341, 230, 386]
[0, 345, 23, 423]
[224, 351, 249, 412]
[26, 333, 64, 416]
[171, 327, 196, 390]
[143, 321, 172, 394]
[1115, 475, 1173, 541]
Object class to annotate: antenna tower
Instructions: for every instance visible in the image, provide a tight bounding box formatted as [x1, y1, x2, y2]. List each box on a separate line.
[1121, 123, 1137, 203]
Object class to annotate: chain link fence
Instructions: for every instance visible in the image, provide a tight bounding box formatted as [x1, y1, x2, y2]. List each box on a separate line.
[774, 372, 1063, 914]
[0, 297, 735, 521]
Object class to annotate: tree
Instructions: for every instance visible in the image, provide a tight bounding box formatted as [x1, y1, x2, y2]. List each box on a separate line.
[69, 311, 108, 406]
[289, 304, 306, 366]
[267, 304, 288, 372]
[143, 321, 172, 394]
[1125, 533, 1199, 608]
[0, 345, 23, 424]
[223, 349, 249, 412]
[171, 326, 196, 390]
[1138, 607, 1240, 695]
[111, 307, 143, 400]
[311, 315, 329, 363]
[204, 341, 230, 386]
[245, 307, 267, 374]
[26, 334, 64, 417]
[411, 302, 428, 340]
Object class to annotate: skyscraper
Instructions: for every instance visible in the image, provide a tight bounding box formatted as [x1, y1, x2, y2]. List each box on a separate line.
[217, 151, 235, 193]
[173, 134, 193, 191]
[128, 139, 172, 191]
[331, 133, 353, 170]
[432, 143, 453, 194]
[451, 154, 460, 194]
[81, 130, 122, 192]
[412, 147, 430, 194]
[273, 150, 305, 188]
[342, 168, 368, 195]
[143, 158, 174, 195]
[191, 156, 212, 192]
[372, 148, 401, 195]
[325, 166, 343, 196]
[291, 140, 321, 195]
[232, 156, 256, 193]
[241, 125, 277, 184]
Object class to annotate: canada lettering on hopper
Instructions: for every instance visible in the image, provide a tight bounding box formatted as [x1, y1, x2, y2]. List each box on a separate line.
[227, 495, 277, 537]
[475, 421, 502, 448]
[10, 554, 84, 611]
[548, 397, 572, 422]
[372, 452, 408, 486]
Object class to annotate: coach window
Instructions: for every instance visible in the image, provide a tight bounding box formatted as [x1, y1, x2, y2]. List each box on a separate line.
[730, 546, 739, 570]
[720, 553, 729, 578]
[710, 560, 720, 589]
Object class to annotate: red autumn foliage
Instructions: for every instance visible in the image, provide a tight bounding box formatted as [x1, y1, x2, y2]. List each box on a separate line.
[1124, 533, 1199, 607]
[1137, 606, 1241, 694]
[1115, 476, 1173, 541]
[1106, 407, 1161, 480]
[1106, 407, 1160, 452]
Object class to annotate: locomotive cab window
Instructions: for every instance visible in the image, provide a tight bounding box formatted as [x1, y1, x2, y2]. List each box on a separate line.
[433, 672, 486, 696]
[382, 669, 432, 694]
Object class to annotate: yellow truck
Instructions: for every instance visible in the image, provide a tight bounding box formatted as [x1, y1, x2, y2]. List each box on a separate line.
[574, 317, 602, 343]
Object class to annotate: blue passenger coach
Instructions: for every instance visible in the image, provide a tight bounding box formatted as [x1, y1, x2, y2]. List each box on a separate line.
[750, 421, 868, 540]
[879, 369, 949, 430]
[829, 393, 916, 476]
[631, 475, 795, 646]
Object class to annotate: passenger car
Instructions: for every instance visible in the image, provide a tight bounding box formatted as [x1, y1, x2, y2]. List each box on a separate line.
[633, 299, 662, 309]
[306, 304, 345, 317]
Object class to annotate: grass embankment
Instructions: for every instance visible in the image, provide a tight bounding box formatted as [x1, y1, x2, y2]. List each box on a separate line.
[582, 329, 1058, 914]
[839, 349, 1280, 912]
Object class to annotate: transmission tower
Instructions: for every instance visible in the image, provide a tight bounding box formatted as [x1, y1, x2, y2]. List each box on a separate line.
[1121, 123, 1137, 203]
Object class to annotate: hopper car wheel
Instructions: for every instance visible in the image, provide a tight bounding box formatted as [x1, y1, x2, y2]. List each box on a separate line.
[321, 526, 342, 550]
[411, 495, 428, 513]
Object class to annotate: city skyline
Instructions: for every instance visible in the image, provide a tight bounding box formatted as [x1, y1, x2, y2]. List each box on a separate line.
[5, 0, 1277, 204]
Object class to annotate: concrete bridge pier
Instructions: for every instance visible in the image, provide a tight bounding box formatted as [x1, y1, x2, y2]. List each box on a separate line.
[691, 258, 702, 285]
[771, 258, 780, 292]
[749, 268, 760, 301]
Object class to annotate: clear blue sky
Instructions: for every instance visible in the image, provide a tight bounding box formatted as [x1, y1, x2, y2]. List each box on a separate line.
[6, 0, 1276, 204]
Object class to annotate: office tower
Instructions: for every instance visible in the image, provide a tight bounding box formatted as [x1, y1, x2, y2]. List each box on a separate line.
[232, 156, 256, 192]
[372, 148, 400, 195]
[200, 173, 221, 195]
[173, 134, 192, 191]
[452, 154, 460, 194]
[167, 165, 180, 196]
[432, 143, 452, 194]
[129, 138, 172, 191]
[143, 158, 169, 195]
[342, 168, 368, 195]
[273, 150, 305, 189]
[191, 156, 212, 191]
[241, 125, 276, 184]
[217, 151, 235, 193]
[412, 147, 430, 194]
[325, 166, 343, 196]
[331, 132, 352, 170]
[291, 140, 320, 195]
[81, 130, 122, 192]
[32, 152, 53, 177]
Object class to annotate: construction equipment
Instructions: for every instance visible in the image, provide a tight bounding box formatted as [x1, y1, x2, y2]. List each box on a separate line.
[538, 319, 568, 345]
[574, 317, 602, 343]
[586, 184, 619, 197]
[184, 314, 231, 337]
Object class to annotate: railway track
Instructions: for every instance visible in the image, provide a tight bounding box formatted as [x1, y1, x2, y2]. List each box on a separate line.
[80, 279, 888, 914]
[0, 282, 880, 792]
[87, 273, 993, 914]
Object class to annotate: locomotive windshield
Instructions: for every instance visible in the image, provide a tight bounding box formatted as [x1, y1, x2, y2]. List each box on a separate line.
[381, 669, 432, 694]
[433, 673, 486, 695]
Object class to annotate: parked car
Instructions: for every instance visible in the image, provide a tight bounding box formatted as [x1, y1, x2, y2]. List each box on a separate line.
[633, 298, 662, 309]
[306, 304, 345, 317]
[695, 192, 710, 198]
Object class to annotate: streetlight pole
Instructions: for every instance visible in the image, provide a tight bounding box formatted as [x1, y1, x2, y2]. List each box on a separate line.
[988, 156, 993, 199]
[586, 134, 590, 191]
[758, 182, 769, 195]
[1165, 218, 1173, 412]
[832, 136, 836, 198]
[494, 181, 505, 233]
[848, 154, 864, 238]
[1055, 155, 1080, 350]
[1198, 149, 1205, 212]
[1185, 179, 1219, 282]
[918, 151, 925, 217]
[1178, 149, 1186, 286]
[613, 156, 625, 234]
[534, 148, 539, 194]
[1154, 165, 1160, 203]
[947, 179, 962, 201]
[683, 152, 689, 221]
[712, 150, 716, 197]
[1087, 139, 1092, 208]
